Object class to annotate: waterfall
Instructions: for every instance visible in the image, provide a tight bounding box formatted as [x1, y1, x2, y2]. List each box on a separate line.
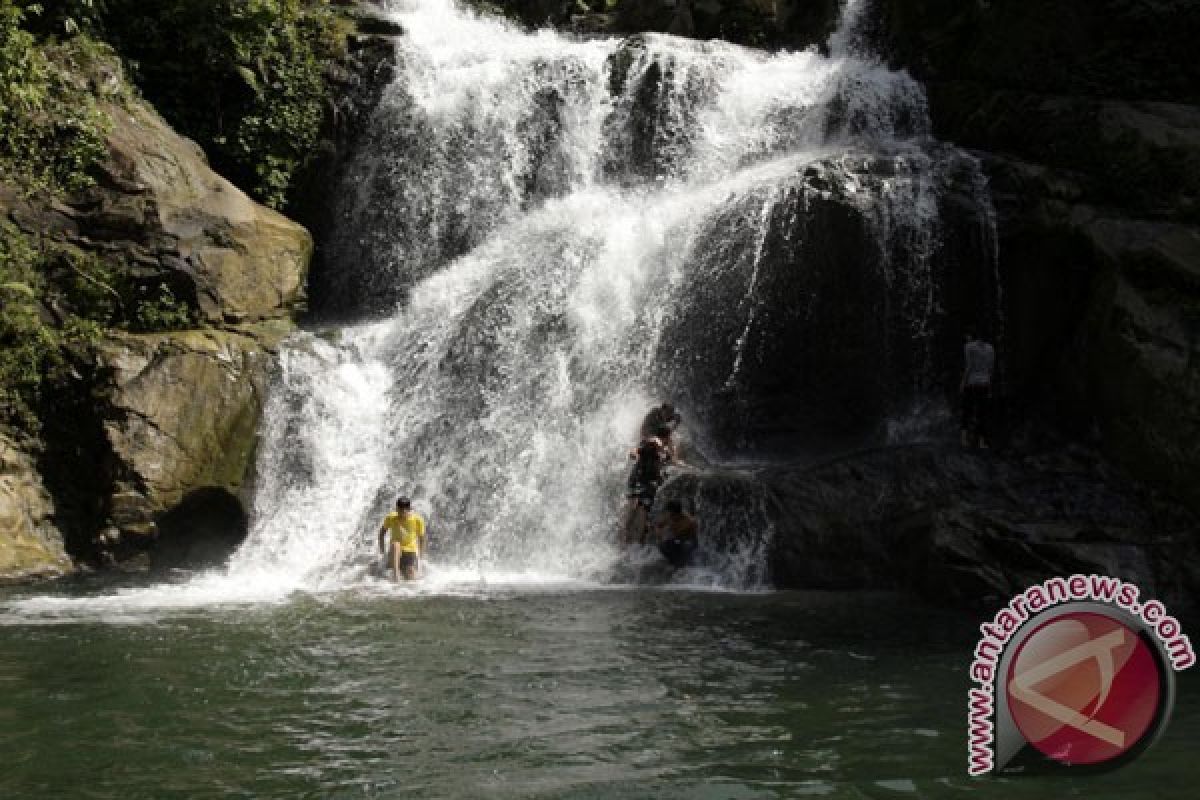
[225, 0, 999, 593]
[15, 0, 999, 614]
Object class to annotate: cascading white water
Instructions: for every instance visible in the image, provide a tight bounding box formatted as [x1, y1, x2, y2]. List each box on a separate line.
[232, 0, 973, 588]
[10, 0, 999, 616]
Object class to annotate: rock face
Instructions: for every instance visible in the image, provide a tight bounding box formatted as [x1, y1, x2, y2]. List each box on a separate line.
[466, 1, 841, 48]
[72, 78, 308, 566]
[6, 57, 313, 327]
[1075, 217, 1200, 510]
[292, 6, 405, 321]
[2, 50, 312, 575]
[0, 434, 73, 583]
[91, 327, 285, 560]
[876, 0, 1200, 514]
[292, 7, 399, 290]
[611, 0, 838, 46]
[663, 444, 1200, 612]
[68, 98, 311, 325]
[657, 151, 998, 457]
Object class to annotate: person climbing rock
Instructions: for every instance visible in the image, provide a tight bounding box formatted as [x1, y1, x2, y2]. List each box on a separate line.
[378, 496, 426, 581]
[619, 433, 670, 546]
[655, 500, 699, 568]
[640, 402, 682, 462]
[640, 402, 681, 440]
[960, 329, 995, 450]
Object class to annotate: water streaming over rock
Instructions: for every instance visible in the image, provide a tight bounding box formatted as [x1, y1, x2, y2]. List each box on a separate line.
[17, 0, 1002, 614]
[229, 0, 1001, 594]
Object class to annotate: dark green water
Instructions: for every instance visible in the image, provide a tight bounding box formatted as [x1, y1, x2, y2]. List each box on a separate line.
[1, 586, 1197, 799]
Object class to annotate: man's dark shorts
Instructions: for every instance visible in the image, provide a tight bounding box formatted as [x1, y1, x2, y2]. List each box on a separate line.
[399, 552, 419, 573]
[962, 384, 990, 433]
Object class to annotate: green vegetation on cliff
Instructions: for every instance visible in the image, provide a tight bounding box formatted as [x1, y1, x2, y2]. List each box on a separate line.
[99, 0, 347, 210]
[0, 217, 198, 436]
[2, 0, 330, 438]
[1, 2, 109, 192]
[31, 0, 348, 211]
[1, 3, 106, 435]
[16, 0, 349, 210]
[0, 224, 78, 436]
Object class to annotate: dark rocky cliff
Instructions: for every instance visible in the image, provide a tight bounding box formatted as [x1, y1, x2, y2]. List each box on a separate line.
[475, 0, 841, 46]
[875, 0, 1200, 513]
[483, 0, 1200, 603]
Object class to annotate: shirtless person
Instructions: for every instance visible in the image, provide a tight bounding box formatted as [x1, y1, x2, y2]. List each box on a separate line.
[619, 433, 669, 547]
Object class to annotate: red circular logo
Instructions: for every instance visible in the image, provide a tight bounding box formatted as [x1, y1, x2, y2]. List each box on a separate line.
[1006, 612, 1163, 765]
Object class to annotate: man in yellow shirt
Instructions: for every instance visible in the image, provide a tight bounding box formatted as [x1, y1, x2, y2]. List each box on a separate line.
[378, 496, 427, 581]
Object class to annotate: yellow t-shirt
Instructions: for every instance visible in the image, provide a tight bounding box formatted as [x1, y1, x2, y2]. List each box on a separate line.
[383, 511, 426, 554]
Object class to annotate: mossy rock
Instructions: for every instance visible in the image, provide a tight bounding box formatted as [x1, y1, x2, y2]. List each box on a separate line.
[83, 92, 313, 325]
[94, 328, 279, 541]
[0, 433, 73, 583]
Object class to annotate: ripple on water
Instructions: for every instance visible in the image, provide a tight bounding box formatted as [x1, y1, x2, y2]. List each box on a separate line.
[1, 587, 1198, 799]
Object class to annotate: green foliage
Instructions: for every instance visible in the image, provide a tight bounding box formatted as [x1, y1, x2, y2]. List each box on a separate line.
[97, 0, 342, 209]
[0, 1, 110, 193]
[6, 1, 349, 208]
[0, 222, 195, 435]
[51, 248, 123, 326]
[41, 244, 196, 334]
[0, 222, 63, 434]
[17, 0, 107, 36]
[132, 283, 194, 333]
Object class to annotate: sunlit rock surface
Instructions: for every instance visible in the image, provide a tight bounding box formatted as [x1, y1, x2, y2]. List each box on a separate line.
[0, 434, 73, 583]
[2, 50, 313, 573]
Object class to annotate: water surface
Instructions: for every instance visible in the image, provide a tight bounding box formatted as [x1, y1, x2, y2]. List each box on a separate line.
[2, 585, 1195, 798]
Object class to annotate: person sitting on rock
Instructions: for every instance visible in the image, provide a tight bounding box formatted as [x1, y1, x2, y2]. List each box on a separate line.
[960, 328, 996, 449]
[619, 433, 670, 547]
[378, 496, 426, 581]
[655, 500, 699, 568]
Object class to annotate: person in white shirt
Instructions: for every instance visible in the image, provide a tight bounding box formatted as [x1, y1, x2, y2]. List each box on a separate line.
[960, 329, 995, 449]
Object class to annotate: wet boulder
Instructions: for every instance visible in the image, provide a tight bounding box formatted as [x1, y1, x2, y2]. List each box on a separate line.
[1074, 217, 1200, 511]
[602, 35, 720, 184]
[656, 149, 999, 458]
[674, 444, 1200, 612]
